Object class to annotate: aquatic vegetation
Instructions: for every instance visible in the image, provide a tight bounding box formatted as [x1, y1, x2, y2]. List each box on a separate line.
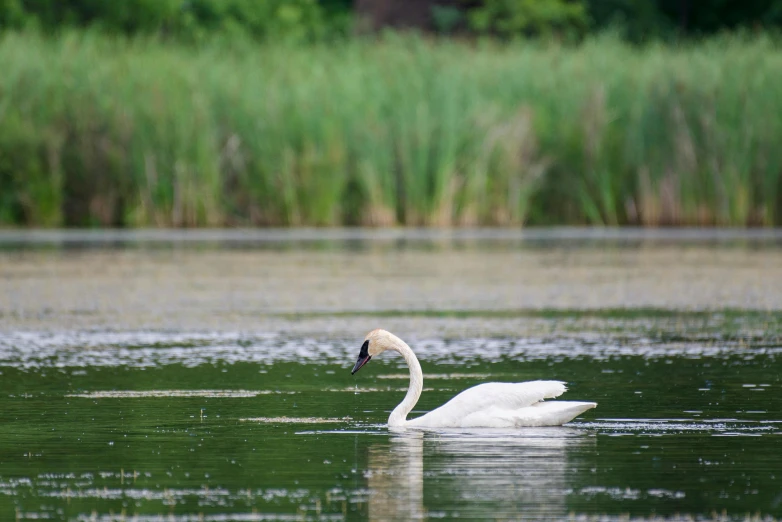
[1, 31, 781, 227]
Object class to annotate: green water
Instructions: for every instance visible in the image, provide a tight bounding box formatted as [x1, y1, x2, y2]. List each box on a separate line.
[1, 230, 781, 521]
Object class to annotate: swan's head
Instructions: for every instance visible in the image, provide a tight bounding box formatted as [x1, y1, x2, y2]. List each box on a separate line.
[351, 329, 398, 375]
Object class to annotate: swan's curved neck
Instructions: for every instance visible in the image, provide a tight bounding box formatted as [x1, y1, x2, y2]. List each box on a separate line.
[387, 338, 423, 427]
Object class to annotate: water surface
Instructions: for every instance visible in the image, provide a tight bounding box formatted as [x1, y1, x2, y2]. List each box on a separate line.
[1, 229, 780, 521]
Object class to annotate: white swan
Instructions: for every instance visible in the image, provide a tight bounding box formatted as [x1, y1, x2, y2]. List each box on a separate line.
[351, 329, 597, 428]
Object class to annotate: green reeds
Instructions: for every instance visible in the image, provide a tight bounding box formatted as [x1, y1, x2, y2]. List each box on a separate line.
[1, 31, 780, 227]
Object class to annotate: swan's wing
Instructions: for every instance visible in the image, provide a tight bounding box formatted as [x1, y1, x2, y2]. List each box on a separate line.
[408, 380, 568, 428]
[445, 380, 569, 411]
[461, 401, 597, 427]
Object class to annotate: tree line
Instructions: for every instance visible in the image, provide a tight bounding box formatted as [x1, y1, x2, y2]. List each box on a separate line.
[0, 0, 780, 42]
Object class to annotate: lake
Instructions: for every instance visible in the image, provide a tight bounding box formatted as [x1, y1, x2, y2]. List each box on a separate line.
[1, 228, 781, 521]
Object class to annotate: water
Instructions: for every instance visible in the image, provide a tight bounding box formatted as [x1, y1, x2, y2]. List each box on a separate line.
[1, 229, 781, 521]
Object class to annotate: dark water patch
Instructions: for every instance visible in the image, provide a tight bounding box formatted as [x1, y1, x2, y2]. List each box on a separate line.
[0, 326, 780, 519]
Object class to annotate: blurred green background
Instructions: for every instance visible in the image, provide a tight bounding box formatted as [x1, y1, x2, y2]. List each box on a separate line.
[1, 0, 781, 227]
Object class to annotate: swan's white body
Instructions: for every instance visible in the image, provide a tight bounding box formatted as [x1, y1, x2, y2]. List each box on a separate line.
[352, 329, 596, 428]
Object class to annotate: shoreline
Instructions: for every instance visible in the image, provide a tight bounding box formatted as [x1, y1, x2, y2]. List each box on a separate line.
[1, 226, 782, 246]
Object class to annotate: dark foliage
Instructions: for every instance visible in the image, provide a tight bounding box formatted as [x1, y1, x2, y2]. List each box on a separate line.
[2, 0, 782, 40]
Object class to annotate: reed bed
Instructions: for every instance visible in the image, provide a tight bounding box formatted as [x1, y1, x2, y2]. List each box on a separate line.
[1, 31, 781, 227]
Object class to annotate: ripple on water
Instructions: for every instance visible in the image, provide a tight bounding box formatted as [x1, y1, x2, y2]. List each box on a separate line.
[5, 471, 359, 520]
[239, 417, 353, 424]
[573, 418, 780, 436]
[378, 373, 491, 380]
[24, 510, 349, 522]
[65, 390, 292, 398]
[1, 331, 778, 370]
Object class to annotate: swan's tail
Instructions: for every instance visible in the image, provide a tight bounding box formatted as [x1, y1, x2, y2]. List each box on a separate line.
[512, 401, 597, 427]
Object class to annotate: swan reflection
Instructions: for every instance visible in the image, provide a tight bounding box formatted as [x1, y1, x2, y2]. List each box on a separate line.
[367, 427, 594, 520]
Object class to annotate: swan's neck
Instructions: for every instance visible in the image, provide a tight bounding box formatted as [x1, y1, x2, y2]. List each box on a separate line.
[388, 339, 423, 427]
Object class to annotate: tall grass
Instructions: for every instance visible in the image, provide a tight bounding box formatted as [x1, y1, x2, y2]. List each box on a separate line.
[1, 30, 781, 227]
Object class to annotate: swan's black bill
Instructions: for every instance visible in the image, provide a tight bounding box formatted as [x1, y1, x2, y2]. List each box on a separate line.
[351, 340, 371, 375]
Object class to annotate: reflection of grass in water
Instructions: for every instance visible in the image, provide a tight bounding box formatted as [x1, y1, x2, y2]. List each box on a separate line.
[272, 308, 782, 326]
[278, 307, 782, 322]
[278, 308, 782, 341]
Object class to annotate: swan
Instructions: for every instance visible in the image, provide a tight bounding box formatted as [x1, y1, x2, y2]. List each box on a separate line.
[351, 329, 597, 428]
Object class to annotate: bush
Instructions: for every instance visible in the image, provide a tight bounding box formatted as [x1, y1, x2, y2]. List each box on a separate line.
[464, 0, 589, 39]
[585, 0, 673, 42]
[0, 0, 349, 42]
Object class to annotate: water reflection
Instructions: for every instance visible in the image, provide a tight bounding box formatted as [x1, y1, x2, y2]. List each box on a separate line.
[368, 430, 425, 521]
[367, 427, 595, 520]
